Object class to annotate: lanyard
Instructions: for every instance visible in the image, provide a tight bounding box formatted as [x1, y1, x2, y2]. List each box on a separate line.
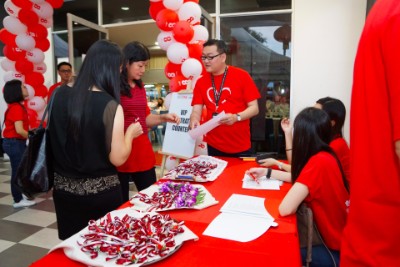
[211, 66, 228, 111]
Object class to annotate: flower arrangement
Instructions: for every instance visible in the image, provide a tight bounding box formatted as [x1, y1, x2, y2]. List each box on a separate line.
[135, 182, 205, 211]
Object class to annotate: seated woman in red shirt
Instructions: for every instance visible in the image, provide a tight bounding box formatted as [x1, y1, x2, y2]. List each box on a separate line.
[315, 97, 350, 184]
[280, 107, 349, 266]
[248, 107, 349, 266]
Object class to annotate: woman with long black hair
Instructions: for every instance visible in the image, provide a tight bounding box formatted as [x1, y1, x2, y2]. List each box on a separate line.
[48, 40, 142, 240]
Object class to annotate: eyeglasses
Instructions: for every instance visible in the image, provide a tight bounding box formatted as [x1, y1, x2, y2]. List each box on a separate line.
[59, 69, 72, 73]
[201, 53, 223, 61]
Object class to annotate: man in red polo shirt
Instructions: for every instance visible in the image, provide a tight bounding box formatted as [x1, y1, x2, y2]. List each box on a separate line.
[47, 62, 72, 99]
[190, 39, 260, 157]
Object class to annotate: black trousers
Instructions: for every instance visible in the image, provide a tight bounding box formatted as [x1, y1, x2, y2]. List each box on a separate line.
[118, 167, 157, 202]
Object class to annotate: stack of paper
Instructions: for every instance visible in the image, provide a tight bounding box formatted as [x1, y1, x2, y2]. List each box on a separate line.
[242, 174, 283, 190]
[203, 194, 277, 242]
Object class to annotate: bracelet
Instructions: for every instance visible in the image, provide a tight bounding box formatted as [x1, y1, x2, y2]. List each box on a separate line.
[286, 148, 292, 151]
[266, 168, 272, 179]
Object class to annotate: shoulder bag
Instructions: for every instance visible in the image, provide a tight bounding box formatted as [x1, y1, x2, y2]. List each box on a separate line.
[14, 89, 58, 198]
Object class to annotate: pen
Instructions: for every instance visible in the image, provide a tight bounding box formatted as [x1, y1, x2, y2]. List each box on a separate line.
[249, 173, 260, 184]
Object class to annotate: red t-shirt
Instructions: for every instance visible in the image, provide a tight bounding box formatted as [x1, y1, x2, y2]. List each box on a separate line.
[48, 82, 62, 100]
[117, 87, 155, 173]
[192, 66, 260, 153]
[341, 1, 400, 266]
[296, 151, 349, 251]
[330, 137, 350, 184]
[3, 103, 29, 139]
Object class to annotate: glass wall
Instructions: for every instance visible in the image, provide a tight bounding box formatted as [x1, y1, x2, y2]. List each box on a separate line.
[220, 13, 291, 154]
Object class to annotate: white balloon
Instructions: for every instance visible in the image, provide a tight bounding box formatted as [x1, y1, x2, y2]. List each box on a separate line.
[165, 155, 178, 171]
[190, 25, 209, 43]
[164, 93, 174, 109]
[25, 84, 35, 100]
[3, 16, 27, 35]
[3, 71, 24, 82]
[39, 16, 53, 28]
[181, 58, 202, 79]
[32, 1, 54, 19]
[1, 58, 16, 72]
[26, 48, 45, 64]
[16, 33, 36, 51]
[33, 62, 47, 74]
[178, 2, 201, 25]
[167, 42, 189, 64]
[31, 0, 46, 3]
[4, 0, 20, 17]
[163, 0, 183, 11]
[28, 96, 46, 111]
[157, 31, 176, 51]
[36, 109, 45, 119]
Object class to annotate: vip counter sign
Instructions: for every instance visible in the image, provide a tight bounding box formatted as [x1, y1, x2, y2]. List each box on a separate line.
[162, 92, 195, 158]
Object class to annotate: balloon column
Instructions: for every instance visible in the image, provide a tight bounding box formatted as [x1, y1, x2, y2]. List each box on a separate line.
[1, 0, 64, 128]
[150, 0, 209, 94]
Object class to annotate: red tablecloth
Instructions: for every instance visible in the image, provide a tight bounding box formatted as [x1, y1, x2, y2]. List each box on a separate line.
[30, 158, 301, 267]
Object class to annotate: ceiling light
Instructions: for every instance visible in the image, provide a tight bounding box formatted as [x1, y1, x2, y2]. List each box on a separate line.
[121, 6, 130, 11]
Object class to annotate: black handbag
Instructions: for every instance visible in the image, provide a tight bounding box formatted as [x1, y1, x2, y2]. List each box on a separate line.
[14, 90, 57, 198]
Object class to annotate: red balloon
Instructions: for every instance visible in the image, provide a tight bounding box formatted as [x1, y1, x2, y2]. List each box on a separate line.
[34, 84, 48, 98]
[164, 62, 181, 80]
[18, 9, 39, 25]
[169, 74, 190, 92]
[28, 24, 48, 39]
[35, 38, 50, 51]
[184, 0, 199, 3]
[11, 0, 33, 9]
[156, 9, 179, 31]
[15, 59, 34, 74]
[25, 72, 45, 87]
[188, 43, 203, 59]
[173, 21, 194, 43]
[3, 45, 26, 61]
[0, 28, 16, 46]
[149, 1, 165, 20]
[46, 0, 64, 8]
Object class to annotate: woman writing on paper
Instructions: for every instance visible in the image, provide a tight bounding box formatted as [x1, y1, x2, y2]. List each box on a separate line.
[118, 41, 180, 202]
[280, 107, 349, 266]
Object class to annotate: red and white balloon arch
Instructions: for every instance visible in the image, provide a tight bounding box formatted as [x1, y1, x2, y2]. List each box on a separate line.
[1, 0, 64, 128]
[149, 0, 209, 94]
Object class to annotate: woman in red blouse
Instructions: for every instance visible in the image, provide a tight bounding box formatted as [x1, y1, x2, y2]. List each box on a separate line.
[117, 42, 180, 202]
[2, 80, 36, 208]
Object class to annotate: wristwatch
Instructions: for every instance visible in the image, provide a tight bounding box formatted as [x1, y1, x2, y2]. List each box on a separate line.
[236, 114, 241, 121]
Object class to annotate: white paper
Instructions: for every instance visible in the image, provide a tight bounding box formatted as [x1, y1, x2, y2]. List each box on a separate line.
[188, 111, 225, 139]
[203, 194, 275, 242]
[242, 174, 282, 190]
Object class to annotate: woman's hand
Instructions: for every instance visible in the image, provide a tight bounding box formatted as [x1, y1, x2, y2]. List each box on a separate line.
[246, 167, 267, 180]
[281, 118, 292, 134]
[126, 122, 143, 140]
[258, 158, 278, 167]
[163, 113, 180, 124]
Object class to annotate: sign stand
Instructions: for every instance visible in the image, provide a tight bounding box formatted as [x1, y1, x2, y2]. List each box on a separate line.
[158, 82, 195, 178]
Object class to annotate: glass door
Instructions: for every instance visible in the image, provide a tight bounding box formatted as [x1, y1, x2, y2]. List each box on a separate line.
[67, 13, 109, 74]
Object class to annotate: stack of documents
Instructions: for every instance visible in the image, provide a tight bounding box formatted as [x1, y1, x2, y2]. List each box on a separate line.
[203, 194, 277, 242]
